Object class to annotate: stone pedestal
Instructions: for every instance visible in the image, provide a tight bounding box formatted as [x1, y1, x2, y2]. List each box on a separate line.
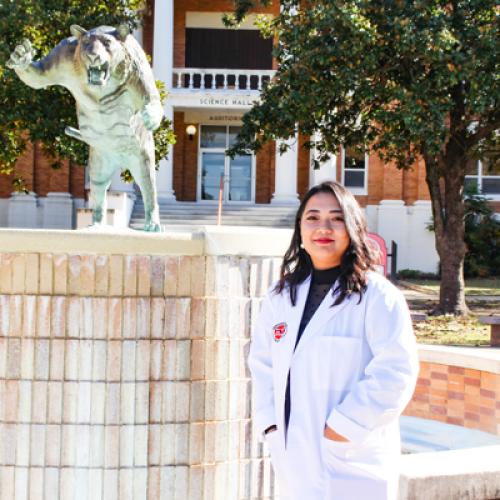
[7, 192, 38, 228]
[0, 199, 9, 227]
[43, 192, 74, 229]
[0, 227, 290, 499]
[76, 192, 136, 229]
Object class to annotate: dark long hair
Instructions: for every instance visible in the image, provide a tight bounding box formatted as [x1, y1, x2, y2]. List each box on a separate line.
[275, 181, 376, 306]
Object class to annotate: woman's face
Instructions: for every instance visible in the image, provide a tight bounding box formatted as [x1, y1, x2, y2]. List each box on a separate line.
[300, 191, 351, 270]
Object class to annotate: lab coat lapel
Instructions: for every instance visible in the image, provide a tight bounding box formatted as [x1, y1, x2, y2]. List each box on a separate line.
[280, 276, 311, 370]
[293, 280, 351, 358]
[272, 278, 312, 436]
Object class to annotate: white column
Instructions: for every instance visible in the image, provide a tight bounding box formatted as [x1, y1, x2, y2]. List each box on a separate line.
[153, 0, 173, 85]
[271, 136, 299, 205]
[133, 25, 143, 47]
[153, 0, 176, 201]
[309, 132, 336, 187]
[155, 105, 176, 202]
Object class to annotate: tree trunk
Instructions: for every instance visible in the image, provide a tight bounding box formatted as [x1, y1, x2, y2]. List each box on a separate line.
[424, 153, 469, 315]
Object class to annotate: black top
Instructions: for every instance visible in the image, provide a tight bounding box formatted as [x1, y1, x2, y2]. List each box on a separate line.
[284, 265, 342, 434]
[294, 265, 342, 349]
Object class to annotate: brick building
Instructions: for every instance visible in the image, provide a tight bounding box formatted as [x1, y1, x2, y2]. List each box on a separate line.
[1, 0, 498, 272]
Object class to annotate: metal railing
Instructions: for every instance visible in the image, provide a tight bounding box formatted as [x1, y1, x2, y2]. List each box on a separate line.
[217, 175, 224, 226]
[172, 68, 276, 91]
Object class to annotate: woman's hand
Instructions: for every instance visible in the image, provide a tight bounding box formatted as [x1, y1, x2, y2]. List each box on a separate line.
[264, 425, 277, 435]
[324, 424, 349, 442]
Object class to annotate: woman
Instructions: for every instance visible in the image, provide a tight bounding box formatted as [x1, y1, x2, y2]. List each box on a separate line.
[248, 181, 419, 499]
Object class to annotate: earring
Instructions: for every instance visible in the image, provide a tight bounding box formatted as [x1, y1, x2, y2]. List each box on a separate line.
[300, 243, 304, 249]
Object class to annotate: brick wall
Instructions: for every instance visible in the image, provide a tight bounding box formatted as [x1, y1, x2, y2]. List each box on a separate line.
[142, 0, 155, 60]
[297, 135, 310, 199]
[404, 361, 500, 436]
[255, 141, 275, 204]
[0, 143, 34, 198]
[173, 112, 198, 201]
[0, 142, 84, 200]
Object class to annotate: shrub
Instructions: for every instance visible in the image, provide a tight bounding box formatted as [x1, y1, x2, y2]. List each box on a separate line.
[397, 269, 440, 280]
[464, 189, 500, 278]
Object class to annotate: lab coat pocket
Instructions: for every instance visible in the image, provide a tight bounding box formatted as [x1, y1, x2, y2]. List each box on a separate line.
[313, 336, 362, 392]
[322, 434, 388, 473]
[322, 436, 353, 461]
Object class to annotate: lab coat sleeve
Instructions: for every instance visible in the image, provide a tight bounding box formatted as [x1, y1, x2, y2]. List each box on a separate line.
[247, 291, 277, 438]
[326, 283, 419, 443]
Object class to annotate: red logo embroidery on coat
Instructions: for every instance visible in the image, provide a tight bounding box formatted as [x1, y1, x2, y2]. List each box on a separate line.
[273, 322, 287, 342]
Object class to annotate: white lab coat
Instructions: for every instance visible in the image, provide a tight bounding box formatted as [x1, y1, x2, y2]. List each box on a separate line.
[248, 272, 419, 500]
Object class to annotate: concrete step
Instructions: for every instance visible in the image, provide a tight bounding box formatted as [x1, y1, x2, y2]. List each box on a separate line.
[133, 214, 295, 222]
[130, 218, 293, 228]
[131, 201, 296, 228]
[134, 209, 296, 216]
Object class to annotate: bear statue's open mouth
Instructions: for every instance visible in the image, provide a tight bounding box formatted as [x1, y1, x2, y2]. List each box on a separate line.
[87, 62, 109, 86]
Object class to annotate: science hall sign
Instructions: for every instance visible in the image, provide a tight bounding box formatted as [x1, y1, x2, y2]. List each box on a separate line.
[168, 90, 260, 110]
[198, 96, 256, 107]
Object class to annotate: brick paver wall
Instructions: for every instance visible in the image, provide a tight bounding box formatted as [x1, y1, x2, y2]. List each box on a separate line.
[404, 361, 500, 436]
[0, 251, 280, 499]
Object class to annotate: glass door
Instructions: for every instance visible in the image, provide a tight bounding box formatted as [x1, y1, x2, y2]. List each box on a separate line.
[201, 152, 225, 201]
[198, 125, 254, 202]
[228, 154, 252, 201]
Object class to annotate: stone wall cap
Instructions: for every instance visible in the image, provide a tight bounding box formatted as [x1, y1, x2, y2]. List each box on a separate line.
[0, 227, 204, 256]
[202, 224, 292, 256]
[0, 225, 292, 257]
[400, 444, 500, 477]
[46, 192, 73, 198]
[379, 199, 406, 206]
[418, 343, 500, 374]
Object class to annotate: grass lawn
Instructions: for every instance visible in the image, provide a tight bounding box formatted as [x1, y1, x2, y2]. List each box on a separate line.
[406, 277, 500, 296]
[414, 316, 491, 346]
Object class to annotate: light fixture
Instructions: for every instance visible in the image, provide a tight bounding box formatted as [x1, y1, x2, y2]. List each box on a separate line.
[186, 124, 197, 140]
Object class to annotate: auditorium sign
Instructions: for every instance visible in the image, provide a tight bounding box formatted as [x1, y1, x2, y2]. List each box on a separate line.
[184, 110, 244, 125]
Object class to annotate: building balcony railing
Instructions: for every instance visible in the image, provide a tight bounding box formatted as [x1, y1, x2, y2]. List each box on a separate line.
[172, 68, 276, 92]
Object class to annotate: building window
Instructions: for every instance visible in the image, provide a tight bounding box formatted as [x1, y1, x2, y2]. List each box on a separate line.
[185, 28, 273, 90]
[186, 28, 273, 70]
[341, 146, 368, 194]
[465, 159, 500, 198]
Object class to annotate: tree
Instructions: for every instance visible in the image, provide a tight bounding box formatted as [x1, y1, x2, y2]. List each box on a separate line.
[0, 0, 174, 188]
[226, 0, 499, 315]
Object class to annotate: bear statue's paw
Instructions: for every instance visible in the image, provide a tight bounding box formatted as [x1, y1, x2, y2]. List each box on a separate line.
[143, 221, 162, 232]
[142, 101, 163, 131]
[7, 39, 36, 70]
